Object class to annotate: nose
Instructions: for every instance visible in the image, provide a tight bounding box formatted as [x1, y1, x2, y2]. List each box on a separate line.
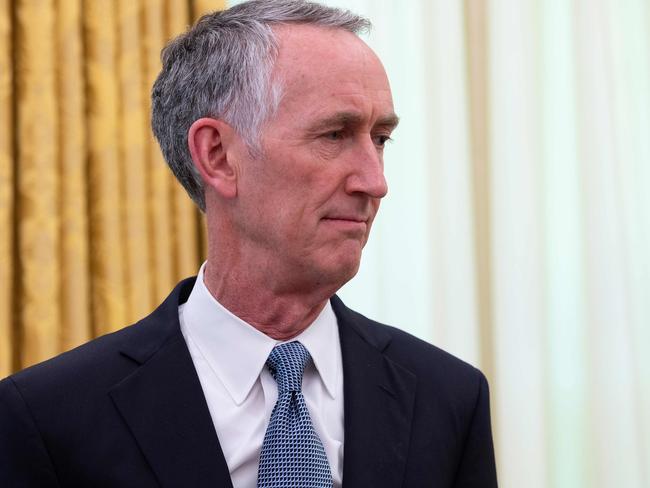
[345, 138, 389, 199]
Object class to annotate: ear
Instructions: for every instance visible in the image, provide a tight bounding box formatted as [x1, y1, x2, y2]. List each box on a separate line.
[188, 117, 238, 199]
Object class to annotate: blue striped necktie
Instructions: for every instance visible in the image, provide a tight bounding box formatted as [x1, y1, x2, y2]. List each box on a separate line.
[257, 341, 333, 488]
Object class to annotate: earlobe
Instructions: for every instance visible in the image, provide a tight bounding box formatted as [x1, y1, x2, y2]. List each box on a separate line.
[188, 117, 238, 199]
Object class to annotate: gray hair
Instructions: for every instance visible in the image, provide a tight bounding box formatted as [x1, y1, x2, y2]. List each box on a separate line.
[151, 0, 371, 211]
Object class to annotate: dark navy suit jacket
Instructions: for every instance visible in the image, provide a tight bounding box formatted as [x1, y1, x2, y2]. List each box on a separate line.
[1, 277, 498, 487]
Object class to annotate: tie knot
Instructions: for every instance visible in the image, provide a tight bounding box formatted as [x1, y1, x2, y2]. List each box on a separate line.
[266, 341, 311, 393]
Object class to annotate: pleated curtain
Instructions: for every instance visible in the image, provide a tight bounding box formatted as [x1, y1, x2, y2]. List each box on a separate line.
[0, 0, 226, 377]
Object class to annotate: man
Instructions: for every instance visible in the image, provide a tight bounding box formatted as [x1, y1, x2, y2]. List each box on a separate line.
[0, 1, 497, 487]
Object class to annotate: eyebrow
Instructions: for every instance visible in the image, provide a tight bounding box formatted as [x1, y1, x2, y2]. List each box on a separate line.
[308, 111, 400, 132]
[376, 113, 400, 130]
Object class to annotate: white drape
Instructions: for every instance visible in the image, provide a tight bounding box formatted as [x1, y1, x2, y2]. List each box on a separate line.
[489, 1, 649, 486]
[229, 1, 650, 486]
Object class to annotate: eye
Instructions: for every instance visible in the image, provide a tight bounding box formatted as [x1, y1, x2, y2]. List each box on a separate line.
[324, 130, 344, 141]
[373, 134, 393, 148]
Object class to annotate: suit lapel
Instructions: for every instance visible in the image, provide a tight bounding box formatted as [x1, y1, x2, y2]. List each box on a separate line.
[332, 296, 417, 488]
[109, 279, 233, 488]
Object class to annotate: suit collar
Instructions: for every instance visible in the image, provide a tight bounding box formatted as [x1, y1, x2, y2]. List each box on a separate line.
[110, 278, 233, 488]
[331, 295, 417, 488]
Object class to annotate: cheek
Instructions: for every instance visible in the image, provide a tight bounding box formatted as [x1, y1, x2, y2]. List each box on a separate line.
[248, 154, 344, 224]
[285, 172, 340, 215]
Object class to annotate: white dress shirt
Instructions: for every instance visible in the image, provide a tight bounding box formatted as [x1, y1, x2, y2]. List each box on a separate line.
[179, 263, 344, 488]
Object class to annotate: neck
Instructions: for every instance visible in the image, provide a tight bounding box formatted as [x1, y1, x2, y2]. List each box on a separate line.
[203, 257, 337, 341]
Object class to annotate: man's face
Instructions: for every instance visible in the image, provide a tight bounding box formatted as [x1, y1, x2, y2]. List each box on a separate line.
[228, 25, 397, 293]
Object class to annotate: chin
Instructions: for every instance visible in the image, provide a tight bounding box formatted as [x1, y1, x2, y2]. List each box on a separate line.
[317, 252, 362, 290]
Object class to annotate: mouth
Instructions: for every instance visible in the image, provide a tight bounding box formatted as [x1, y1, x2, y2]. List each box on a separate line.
[321, 215, 369, 233]
[322, 215, 367, 222]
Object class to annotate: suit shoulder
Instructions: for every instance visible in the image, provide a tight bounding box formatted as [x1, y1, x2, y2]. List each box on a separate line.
[375, 319, 489, 412]
[9, 323, 136, 392]
[383, 321, 479, 375]
[7, 279, 192, 396]
[342, 306, 487, 398]
[348, 305, 480, 372]
[7, 316, 178, 406]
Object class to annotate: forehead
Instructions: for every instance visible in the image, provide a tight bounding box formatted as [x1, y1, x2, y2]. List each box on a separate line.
[271, 24, 394, 122]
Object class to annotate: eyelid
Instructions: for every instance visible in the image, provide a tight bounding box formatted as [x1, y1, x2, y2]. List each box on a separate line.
[322, 128, 346, 139]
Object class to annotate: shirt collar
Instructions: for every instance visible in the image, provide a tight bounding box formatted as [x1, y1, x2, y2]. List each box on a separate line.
[181, 262, 340, 405]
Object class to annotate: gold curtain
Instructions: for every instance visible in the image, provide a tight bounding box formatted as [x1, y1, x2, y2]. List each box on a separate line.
[1, 0, 226, 376]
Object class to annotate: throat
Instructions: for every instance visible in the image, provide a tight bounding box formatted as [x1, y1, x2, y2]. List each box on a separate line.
[225, 296, 328, 340]
[203, 267, 330, 340]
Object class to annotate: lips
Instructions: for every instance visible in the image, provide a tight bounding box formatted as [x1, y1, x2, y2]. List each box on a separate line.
[321, 215, 369, 235]
[322, 216, 367, 223]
